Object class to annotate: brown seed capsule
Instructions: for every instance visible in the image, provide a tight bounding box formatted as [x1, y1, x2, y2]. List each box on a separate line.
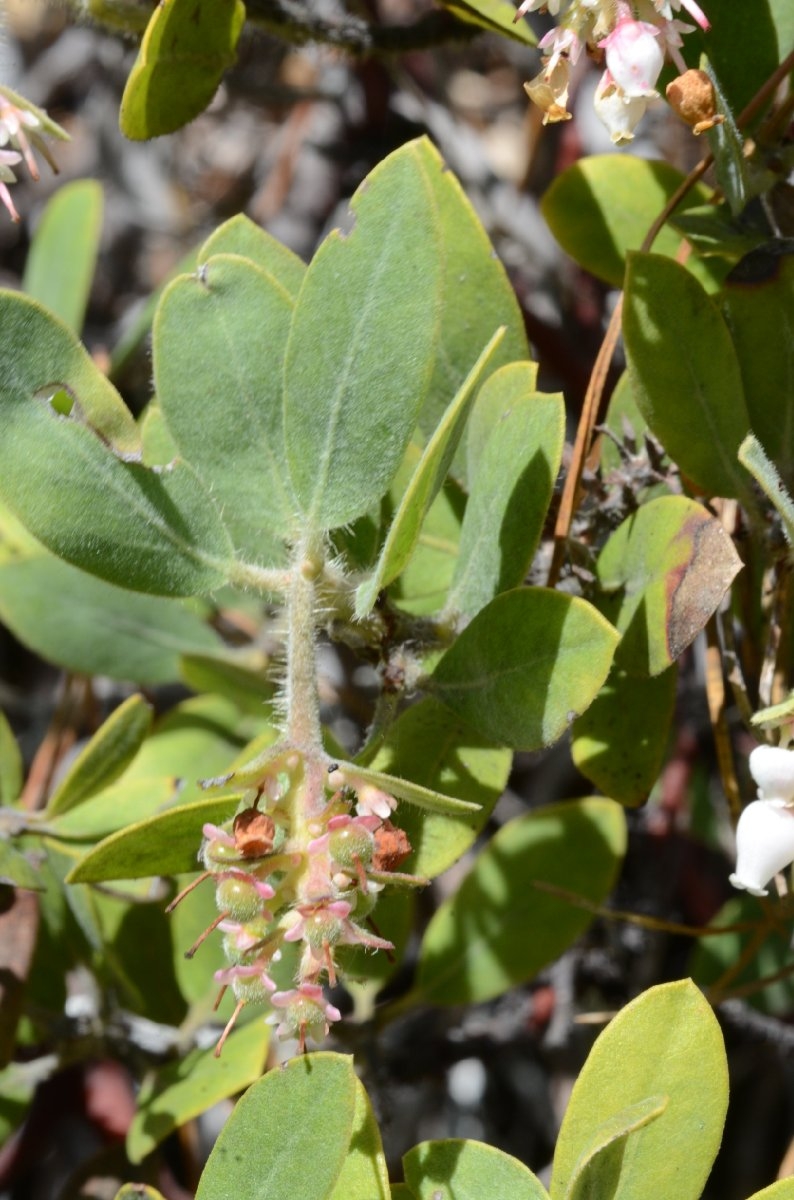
[665, 69, 723, 135]
[371, 821, 411, 873]
[233, 809, 276, 857]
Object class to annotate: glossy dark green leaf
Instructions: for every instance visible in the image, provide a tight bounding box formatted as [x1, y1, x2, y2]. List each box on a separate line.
[367, 697, 511, 878]
[449, 366, 564, 618]
[200, 215, 306, 300]
[0, 710, 22, 806]
[0, 503, 222, 684]
[683, 0, 794, 115]
[571, 667, 677, 806]
[550, 981, 728, 1200]
[704, 59, 748, 218]
[22, 180, 103, 333]
[65, 796, 239, 883]
[127, 1020, 270, 1164]
[154, 253, 297, 566]
[120, 0, 245, 139]
[595, 496, 742, 676]
[356, 329, 505, 615]
[624, 253, 752, 499]
[46, 695, 153, 818]
[430, 589, 618, 751]
[284, 139, 443, 531]
[195, 1053, 358, 1200]
[415, 798, 626, 1004]
[542, 158, 711, 288]
[0, 293, 235, 596]
[722, 246, 794, 483]
[403, 1140, 548, 1200]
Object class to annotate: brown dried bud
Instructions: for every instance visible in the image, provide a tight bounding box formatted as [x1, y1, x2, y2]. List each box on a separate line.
[666, 69, 723, 135]
[371, 821, 411, 873]
[233, 809, 276, 857]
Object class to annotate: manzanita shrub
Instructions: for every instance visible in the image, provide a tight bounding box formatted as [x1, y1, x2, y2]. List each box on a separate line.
[0, 1, 794, 1196]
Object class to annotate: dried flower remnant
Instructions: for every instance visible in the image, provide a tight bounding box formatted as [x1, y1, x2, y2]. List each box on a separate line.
[514, 0, 710, 142]
[666, 68, 723, 134]
[0, 85, 69, 222]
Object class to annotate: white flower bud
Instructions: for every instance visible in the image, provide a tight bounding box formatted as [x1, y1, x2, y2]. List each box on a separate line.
[729, 799, 794, 897]
[748, 744, 794, 801]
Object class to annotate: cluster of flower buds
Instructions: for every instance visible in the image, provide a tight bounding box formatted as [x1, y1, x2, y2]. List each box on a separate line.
[0, 85, 69, 223]
[170, 752, 419, 1055]
[731, 744, 794, 897]
[516, 0, 711, 144]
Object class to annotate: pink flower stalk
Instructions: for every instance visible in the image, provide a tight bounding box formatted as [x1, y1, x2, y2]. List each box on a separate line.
[0, 97, 44, 180]
[0, 149, 21, 223]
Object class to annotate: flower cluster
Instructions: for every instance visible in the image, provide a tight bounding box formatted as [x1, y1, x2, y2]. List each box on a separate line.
[0, 85, 69, 223]
[517, 0, 710, 144]
[730, 745, 794, 897]
[174, 753, 418, 1055]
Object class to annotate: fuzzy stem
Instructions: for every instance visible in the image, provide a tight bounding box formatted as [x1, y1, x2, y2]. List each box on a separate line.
[285, 533, 325, 753]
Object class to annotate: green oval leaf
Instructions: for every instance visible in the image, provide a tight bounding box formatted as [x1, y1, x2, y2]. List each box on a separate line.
[550, 980, 728, 1200]
[449, 365, 564, 619]
[127, 1019, 270, 1164]
[415, 797, 626, 1005]
[356, 328, 505, 616]
[0, 709, 23, 806]
[564, 1095, 668, 1200]
[65, 795, 239, 883]
[284, 138, 443, 530]
[571, 667, 677, 806]
[49, 777, 177, 842]
[747, 1183, 794, 1200]
[542, 158, 711, 288]
[0, 503, 222, 684]
[195, 1053, 358, 1200]
[22, 180, 103, 333]
[46, 695, 153, 818]
[366, 697, 511, 879]
[0, 294, 235, 595]
[414, 141, 529, 479]
[594, 495, 742, 676]
[403, 1139, 549, 1200]
[200, 214, 306, 300]
[329, 1075, 390, 1200]
[155, 253, 297, 566]
[120, 0, 245, 139]
[623, 253, 752, 500]
[439, 0, 537, 44]
[430, 589, 618, 751]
